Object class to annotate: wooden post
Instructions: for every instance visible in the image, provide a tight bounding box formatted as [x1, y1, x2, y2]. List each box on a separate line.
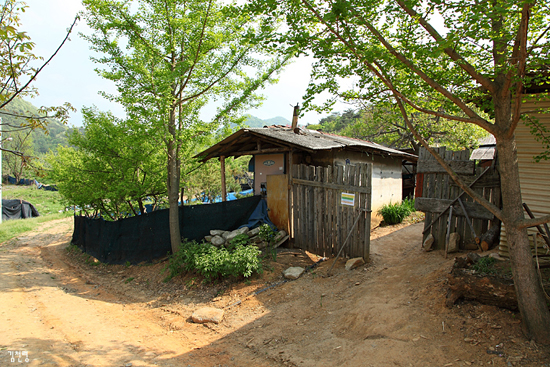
[220, 155, 227, 202]
[288, 150, 293, 246]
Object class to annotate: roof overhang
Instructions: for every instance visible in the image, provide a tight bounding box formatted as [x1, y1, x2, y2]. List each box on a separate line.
[195, 127, 418, 163]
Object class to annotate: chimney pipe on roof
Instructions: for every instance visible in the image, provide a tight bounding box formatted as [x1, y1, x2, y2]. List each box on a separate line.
[291, 103, 299, 133]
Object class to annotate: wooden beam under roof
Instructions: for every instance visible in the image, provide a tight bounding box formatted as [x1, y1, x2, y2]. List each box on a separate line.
[233, 147, 290, 158]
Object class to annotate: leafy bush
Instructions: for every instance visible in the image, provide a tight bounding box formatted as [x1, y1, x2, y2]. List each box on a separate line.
[402, 197, 416, 213]
[378, 200, 412, 225]
[163, 240, 262, 282]
[227, 233, 250, 251]
[258, 224, 276, 243]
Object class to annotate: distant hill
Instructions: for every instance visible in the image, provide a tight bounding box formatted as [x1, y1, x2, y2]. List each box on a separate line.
[1, 98, 71, 154]
[243, 115, 291, 128]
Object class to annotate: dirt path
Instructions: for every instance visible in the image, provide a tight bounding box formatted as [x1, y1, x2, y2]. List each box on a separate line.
[1, 218, 548, 366]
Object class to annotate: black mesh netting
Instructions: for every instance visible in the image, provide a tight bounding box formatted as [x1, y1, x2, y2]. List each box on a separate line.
[72, 195, 261, 264]
[2, 199, 40, 221]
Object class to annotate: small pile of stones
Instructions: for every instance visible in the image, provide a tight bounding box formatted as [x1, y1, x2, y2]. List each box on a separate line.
[203, 226, 287, 250]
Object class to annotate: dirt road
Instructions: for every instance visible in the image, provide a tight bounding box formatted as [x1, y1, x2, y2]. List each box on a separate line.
[1, 218, 548, 366]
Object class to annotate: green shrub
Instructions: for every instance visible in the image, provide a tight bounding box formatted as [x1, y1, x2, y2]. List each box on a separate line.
[227, 233, 250, 251]
[163, 240, 262, 282]
[402, 197, 416, 213]
[258, 223, 276, 243]
[378, 201, 412, 225]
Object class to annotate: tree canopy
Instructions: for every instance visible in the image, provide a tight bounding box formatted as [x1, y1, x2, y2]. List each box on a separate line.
[81, 0, 290, 252]
[47, 108, 166, 220]
[249, 0, 550, 343]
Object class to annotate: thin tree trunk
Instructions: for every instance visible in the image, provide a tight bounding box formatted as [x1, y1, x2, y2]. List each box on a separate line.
[167, 108, 181, 254]
[497, 134, 550, 343]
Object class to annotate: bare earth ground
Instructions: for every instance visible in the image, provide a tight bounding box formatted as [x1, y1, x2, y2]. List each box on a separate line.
[1, 217, 549, 367]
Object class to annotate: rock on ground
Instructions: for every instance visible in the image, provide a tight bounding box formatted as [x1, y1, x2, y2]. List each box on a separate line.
[191, 307, 224, 324]
[447, 232, 460, 253]
[423, 233, 434, 251]
[345, 257, 365, 271]
[210, 235, 225, 247]
[283, 267, 305, 280]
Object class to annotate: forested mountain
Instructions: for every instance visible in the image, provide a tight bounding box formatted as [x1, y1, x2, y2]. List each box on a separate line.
[1, 98, 71, 154]
[243, 114, 291, 128]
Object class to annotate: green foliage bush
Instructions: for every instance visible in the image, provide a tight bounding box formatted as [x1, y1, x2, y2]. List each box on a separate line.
[227, 233, 250, 251]
[402, 197, 416, 213]
[163, 240, 262, 283]
[378, 200, 413, 225]
[258, 223, 276, 243]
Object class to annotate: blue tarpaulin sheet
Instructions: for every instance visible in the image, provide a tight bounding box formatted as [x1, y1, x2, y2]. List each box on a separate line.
[239, 198, 277, 231]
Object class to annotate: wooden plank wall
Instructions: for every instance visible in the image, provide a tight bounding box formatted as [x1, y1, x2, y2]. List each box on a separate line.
[291, 163, 372, 259]
[417, 147, 501, 250]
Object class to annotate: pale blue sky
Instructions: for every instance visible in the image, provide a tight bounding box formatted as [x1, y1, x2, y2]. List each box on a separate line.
[18, 0, 351, 127]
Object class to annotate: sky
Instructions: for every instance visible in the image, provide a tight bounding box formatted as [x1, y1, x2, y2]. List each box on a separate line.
[18, 0, 352, 128]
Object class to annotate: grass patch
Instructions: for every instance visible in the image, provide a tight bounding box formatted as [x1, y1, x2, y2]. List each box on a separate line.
[472, 256, 497, 275]
[3, 184, 67, 215]
[0, 184, 71, 244]
[378, 198, 415, 225]
[0, 212, 71, 244]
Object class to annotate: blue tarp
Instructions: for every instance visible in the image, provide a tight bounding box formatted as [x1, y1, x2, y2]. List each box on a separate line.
[6, 176, 57, 191]
[239, 198, 277, 231]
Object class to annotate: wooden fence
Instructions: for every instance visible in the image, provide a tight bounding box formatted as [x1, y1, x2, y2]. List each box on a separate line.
[291, 163, 372, 260]
[416, 147, 501, 251]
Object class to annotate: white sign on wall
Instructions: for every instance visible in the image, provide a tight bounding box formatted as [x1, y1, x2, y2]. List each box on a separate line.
[341, 192, 355, 206]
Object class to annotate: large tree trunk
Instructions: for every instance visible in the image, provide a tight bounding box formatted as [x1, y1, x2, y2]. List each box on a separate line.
[496, 133, 550, 343]
[167, 109, 181, 254]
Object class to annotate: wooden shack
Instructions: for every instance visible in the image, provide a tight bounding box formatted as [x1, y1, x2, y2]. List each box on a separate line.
[196, 121, 416, 258]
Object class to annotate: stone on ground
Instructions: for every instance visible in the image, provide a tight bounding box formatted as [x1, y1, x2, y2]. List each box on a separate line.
[345, 257, 365, 271]
[447, 232, 460, 253]
[423, 234, 434, 251]
[283, 267, 305, 280]
[210, 235, 225, 247]
[210, 229, 225, 236]
[225, 227, 250, 242]
[191, 307, 224, 324]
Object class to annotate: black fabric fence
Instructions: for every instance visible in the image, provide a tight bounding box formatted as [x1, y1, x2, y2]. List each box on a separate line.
[72, 195, 261, 265]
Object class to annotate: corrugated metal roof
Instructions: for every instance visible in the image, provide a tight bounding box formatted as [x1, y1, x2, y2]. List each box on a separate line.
[470, 135, 496, 160]
[470, 146, 495, 160]
[196, 126, 417, 162]
[499, 98, 550, 257]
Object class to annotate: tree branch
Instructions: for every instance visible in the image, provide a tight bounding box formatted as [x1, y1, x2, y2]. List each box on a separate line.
[0, 15, 79, 110]
[508, 2, 533, 139]
[396, 0, 495, 93]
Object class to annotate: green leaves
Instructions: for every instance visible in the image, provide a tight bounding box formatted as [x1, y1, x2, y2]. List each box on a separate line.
[163, 240, 262, 282]
[47, 108, 167, 219]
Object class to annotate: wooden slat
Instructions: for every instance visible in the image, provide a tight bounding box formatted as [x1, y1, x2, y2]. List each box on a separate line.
[291, 178, 372, 194]
[417, 157, 475, 175]
[416, 197, 495, 220]
[289, 163, 373, 259]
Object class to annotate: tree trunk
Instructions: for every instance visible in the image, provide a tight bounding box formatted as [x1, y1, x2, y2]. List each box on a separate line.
[167, 109, 181, 254]
[497, 134, 550, 343]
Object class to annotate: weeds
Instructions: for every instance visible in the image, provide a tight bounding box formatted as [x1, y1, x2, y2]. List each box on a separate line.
[472, 257, 497, 275]
[378, 199, 414, 225]
[125, 277, 134, 284]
